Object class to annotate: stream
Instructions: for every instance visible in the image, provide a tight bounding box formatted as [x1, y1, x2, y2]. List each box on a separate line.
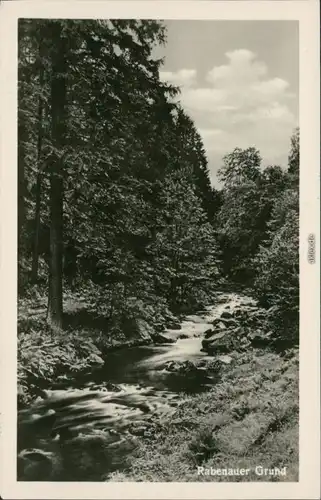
[18, 292, 248, 479]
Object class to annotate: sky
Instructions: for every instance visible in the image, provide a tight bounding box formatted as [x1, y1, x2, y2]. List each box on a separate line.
[155, 21, 299, 187]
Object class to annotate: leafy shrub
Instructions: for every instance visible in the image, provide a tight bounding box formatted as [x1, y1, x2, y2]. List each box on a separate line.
[18, 324, 104, 405]
[188, 426, 220, 464]
[253, 189, 299, 346]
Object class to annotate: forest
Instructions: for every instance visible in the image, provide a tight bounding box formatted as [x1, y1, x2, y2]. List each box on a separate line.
[17, 19, 299, 482]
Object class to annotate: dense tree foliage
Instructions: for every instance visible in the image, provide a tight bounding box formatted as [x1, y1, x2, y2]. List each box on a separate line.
[253, 131, 299, 345]
[216, 148, 289, 282]
[18, 19, 299, 406]
[216, 133, 299, 344]
[18, 19, 221, 337]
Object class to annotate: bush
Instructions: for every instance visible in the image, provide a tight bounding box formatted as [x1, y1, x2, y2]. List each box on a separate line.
[18, 323, 104, 406]
[253, 189, 299, 346]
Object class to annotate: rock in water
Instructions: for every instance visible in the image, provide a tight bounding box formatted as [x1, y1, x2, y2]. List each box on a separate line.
[177, 333, 189, 339]
[166, 321, 182, 330]
[204, 328, 214, 339]
[135, 319, 155, 340]
[152, 332, 176, 344]
[213, 317, 236, 327]
[220, 311, 233, 319]
[201, 331, 234, 354]
[88, 353, 104, 366]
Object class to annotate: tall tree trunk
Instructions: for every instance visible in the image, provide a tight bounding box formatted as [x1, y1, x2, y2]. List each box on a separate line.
[47, 22, 67, 331]
[31, 48, 44, 282]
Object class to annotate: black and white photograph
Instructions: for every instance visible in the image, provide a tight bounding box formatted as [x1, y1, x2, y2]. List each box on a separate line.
[0, 1, 320, 499]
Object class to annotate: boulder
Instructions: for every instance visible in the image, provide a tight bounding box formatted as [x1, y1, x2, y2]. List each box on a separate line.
[204, 328, 215, 339]
[88, 353, 104, 367]
[152, 332, 176, 344]
[164, 360, 200, 375]
[212, 320, 227, 329]
[164, 360, 180, 372]
[177, 333, 189, 340]
[166, 321, 182, 330]
[247, 330, 273, 347]
[194, 358, 222, 374]
[220, 311, 233, 319]
[202, 331, 234, 354]
[222, 318, 237, 327]
[136, 318, 155, 340]
[213, 317, 236, 327]
[129, 425, 147, 436]
[217, 355, 233, 365]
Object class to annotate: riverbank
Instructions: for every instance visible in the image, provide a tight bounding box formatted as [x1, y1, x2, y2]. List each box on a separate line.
[17, 290, 299, 482]
[18, 288, 181, 406]
[106, 347, 299, 482]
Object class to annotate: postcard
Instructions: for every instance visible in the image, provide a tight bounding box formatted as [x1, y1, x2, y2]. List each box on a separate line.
[0, 1, 320, 499]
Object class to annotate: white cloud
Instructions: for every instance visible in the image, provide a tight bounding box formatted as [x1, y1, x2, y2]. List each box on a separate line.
[160, 50, 298, 185]
[181, 50, 294, 117]
[198, 128, 224, 140]
[159, 69, 196, 87]
[206, 49, 267, 87]
[182, 88, 228, 112]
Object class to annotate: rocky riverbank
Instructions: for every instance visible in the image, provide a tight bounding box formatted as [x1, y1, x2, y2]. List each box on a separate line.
[17, 292, 179, 407]
[107, 348, 298, 482]
[17, 291, 299, 482]
[105, 294, 299, 482]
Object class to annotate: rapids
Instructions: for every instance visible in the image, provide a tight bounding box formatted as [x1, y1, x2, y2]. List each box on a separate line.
[18, 292, 248, 478]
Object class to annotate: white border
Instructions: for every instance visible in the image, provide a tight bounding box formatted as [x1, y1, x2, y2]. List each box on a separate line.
[0, 1, 320, 499]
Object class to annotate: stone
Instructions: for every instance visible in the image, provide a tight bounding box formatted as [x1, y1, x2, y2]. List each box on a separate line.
[129, 425, 147, 436]
[177, 333, 189, 339]
[213, 317, 236, 327]
[216, 321, 227, 330]
[88, 353, 104, 366]
[178, 360, 199, 375]
[220, 311, 233, 319]
[136, 318, 155, 340]
[166, 321, 182, 330]
[164, 360, 205, 377]
[247, 330, 273, 347]
[202, 331, 234, 354]
[164, 360, 180, 372]
[152, 332, 176, 344]
[217, 355, 233, 365]
[204, 328, 214, 339]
